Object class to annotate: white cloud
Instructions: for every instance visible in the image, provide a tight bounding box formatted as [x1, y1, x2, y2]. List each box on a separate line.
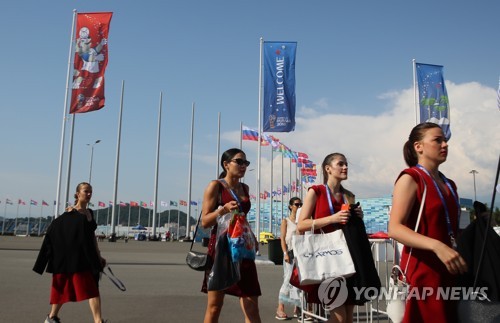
[250, 81, 499, 204]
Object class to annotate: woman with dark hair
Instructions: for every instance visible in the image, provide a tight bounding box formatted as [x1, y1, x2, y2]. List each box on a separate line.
[201, 148, 261, 323]
[297, 152, 379, 323]
[275, 197, 302, 320]
[34, 182, 106, 323]
[388, 123, 467, 322]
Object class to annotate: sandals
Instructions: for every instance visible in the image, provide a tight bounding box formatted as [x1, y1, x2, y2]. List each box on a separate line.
[275, 311, 288, 321]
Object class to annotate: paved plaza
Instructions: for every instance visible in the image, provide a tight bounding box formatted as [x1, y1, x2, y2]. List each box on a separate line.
[0, 236, 388, 322]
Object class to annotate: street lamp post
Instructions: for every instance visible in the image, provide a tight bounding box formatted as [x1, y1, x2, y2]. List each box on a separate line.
[87, 140, 101, 184]
[469, 169, 478, 201]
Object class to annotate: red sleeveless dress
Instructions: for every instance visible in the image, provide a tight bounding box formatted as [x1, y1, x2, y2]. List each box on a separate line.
[201, 183, 261, 297]
[399, 167, 459, 323]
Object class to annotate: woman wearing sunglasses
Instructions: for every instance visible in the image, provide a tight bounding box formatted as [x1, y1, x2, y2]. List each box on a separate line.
[275, 197, 303, 320]
[201, 148, 261, 323]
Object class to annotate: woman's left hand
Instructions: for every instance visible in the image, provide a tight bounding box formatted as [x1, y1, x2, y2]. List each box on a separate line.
[354, 206, 364, 219]
[100, 256, 107, 269]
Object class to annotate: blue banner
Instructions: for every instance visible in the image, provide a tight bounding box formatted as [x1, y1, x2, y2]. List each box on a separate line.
[263, 41, 297, 132]
[416, 63, 451, 140]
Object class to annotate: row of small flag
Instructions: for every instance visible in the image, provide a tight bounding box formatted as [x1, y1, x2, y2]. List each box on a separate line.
[242, 125, 317, 183]
[1, 199, 51, 206]
[1, 199, 197, 208]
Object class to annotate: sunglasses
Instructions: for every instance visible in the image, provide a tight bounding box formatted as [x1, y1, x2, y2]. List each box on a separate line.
[293, 203, 303, 207]
[231, 158, 250, 167]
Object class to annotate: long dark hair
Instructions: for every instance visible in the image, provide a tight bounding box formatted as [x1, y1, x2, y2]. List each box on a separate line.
[321, 153, 346, 184]
[403, 122, 442, 167]
[218, 148, 245, 179]
[288, 196, 301, 211]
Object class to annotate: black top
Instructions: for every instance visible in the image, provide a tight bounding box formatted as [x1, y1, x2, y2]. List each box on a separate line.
[33, 209, 101, 275]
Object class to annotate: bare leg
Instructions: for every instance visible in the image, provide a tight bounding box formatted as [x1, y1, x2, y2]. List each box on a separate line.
[89, 296, 103, 323]
[240, 296, 261, 323]
[48, 304, 63, 319]
[204, 290, 225, 323]
[328, 304, 354, 323]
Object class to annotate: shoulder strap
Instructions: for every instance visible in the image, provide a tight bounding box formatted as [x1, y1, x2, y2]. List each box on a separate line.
[189, 211, 203, 251]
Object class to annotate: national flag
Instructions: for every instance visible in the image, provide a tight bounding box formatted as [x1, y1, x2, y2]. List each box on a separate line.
[140, 201, 148, 207]
[260, 193, 267, 200]
[242, 125, 269, 146]
[263, 41, 297, 132]
[130, 201, 139, 207]
[119, 201, 127, 207]
[190, 201, 198, 206]
[150, 201, 154, 206]
[88, 202, 95, 207]
[109, 201, 113, 207]
[179, 200, 188, 206]
[18, 199, 26, 205]
[30, 199, 38, 206]
[170, 201, 178, 207]
[6, 198, 13, 205]
[161, 201, 168, 207]
[98, 201, 105, 207]
[42, 200, 49, 206]
[54, 200, 57, 205]
[249, 194, 256, 200]
[262, 133, 280, 149]
[70, 12, 113, 114]
[297, 152, 309, 159]
[415, 62, 451, 140]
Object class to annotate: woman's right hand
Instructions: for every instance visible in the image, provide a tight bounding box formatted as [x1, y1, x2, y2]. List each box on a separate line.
[433, 240, 468, 275]
[222, 201, 239, 214]
[283, 253, 290, 264]
[330, 210, 350, 224]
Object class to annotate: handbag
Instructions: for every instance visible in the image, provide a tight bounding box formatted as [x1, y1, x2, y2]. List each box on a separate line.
[292, 223, 355, 285]
[387, 179, 427, 323]
[457, 156, 500, 323]
[186, 211, 211, 271]
[101, 265, 126, 291]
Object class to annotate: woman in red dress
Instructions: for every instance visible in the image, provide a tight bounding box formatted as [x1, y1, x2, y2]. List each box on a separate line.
[34, 182, 107, 323]
[200, 148, 261, 323]
[389, 123, 467, 322]
[297, 152, 369, 323]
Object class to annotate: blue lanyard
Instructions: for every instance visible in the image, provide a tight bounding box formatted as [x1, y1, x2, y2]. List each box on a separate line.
[324, 184, 348, 215]
[220, 179, 243, 213]
[416, 165, 460, 245]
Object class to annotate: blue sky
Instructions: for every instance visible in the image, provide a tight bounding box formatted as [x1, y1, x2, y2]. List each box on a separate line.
[1, 0, 499, 219]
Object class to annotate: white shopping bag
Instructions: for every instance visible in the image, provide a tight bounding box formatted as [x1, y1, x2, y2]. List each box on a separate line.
[292, 229, 355, 285]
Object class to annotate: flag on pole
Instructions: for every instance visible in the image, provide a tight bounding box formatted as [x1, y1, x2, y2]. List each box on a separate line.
[30, 199, 38, 206]
[70, 12, 113, 114]
[130, 201, 139, 207]
[88, 202, 95, 207]
[160, 201, 168, 207]
[18, 199, 26, 205]
[263, 41, 297, 132]
[6, 198, 13, 205]
[98, 201, 105, 207]
[140, 201, 148, 207]
[119, 201, 127, 207]
[42, 200, 49, 206]
[415, 62, 451, 140]
[109, 201, 113, 207]
[179, 200, 188, 206]
[170, 201, 178, 207]
[242, 125, 270, 146]
[190, 201, 197, 206]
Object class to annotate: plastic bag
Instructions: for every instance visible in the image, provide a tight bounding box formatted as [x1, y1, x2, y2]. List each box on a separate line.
[227, 211, 256, 262]
[207, 228, 241, 291]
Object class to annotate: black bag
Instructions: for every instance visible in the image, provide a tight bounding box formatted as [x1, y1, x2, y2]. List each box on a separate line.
[186, 250, 210, 271]
[457, 156, 500, 323]
[207, 232, 240, 291]
[186, 211, 210, 271]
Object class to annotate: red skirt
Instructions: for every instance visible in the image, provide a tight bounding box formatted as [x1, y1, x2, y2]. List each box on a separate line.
[50, 271, 99, 304]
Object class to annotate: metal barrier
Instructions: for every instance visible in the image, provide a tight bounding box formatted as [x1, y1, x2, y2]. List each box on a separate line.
[296, 238, 394, 322]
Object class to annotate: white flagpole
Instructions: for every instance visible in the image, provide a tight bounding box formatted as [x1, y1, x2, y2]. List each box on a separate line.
[413, 58, 418, 125]
[281, 152, 284, 221]
[55, 9, 77, 217]
[64, 114, 76, 208]
[27, 203, 32, 236]
[256, 37, 263, 241]
[138, 204, 142, 225]
[2, 202, 7, 235]
[186, 103, 195, 240]
[176, 206, 180, 240]
[14, 203, 20, 235]
[110, 80, 125, 241]
[38, 204, 43, 236]
[239, 122, 243, 150]
[152, 92, 163, 238]
[216, 112, 221, 179]
[269, 148, 273, 233]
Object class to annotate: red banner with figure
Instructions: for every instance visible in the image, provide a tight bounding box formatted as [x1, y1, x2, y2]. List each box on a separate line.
[70, 12, 113, 114]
